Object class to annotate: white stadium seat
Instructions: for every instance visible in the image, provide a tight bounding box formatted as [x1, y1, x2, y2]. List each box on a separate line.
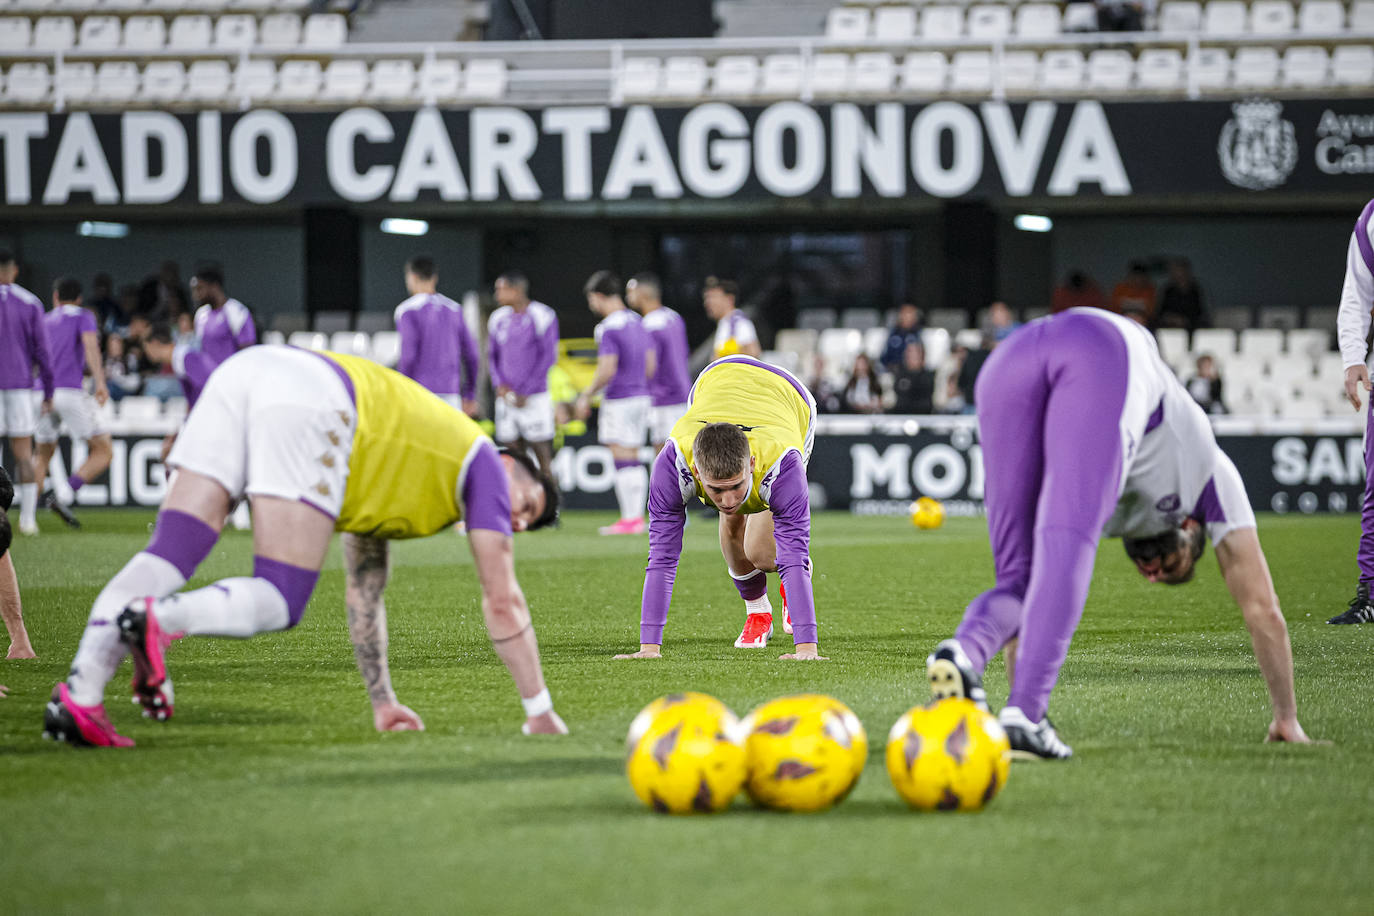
[122, 15, 164, 49]
[464, 58, 507, 98]
[32, 16, 75, 50]
[168, 15, 211, 50]
[860, 327, 888, 360]
[1193, 47, 1231, 88]
[852, 52, 895, 93]
[0, 17, 32, 49]
[302, 12, 346, 48]
[760, 54, 804, 96]
[1282, 45, 1328, 86]
[901, 51, 946, 92]
[713, 55, 758, 97]
[1192, 328, 1237, 358]
[1158, 1, 1203, 32]
[921, 327, 951, 371]
[841, 308, 882, 331]
[186, 59, 230, 102]
[1062, 1, 1099, 31]
[1233, 46, 1280, 87]
[950, 50, 992, 91]
[1203, 1, 1247, 34]
[1331, 45, 1374, 86]
[213, 14, 255, 49]
[1298, 0, 1344, 31]
[1240, 328, 1285, 360]
[103, 0, 144, 9]
[1002, 50, 1039, 93]
[1015, 3, 1061, 38]
[369, 59, 415, 101]
[56, 60, 94, 102]
[4, 63, 49, 102]
[1137, 48, 1185, 90]
[797, 308, 837, 331]
[93, 61, 138, 101]
[810, 52, 851, 95]
[330, 331, 369, 357]
[1041, 49, 1086, 90]
[825, 7, 869, 41]
[818, 328, 863, 368]
[921, 6, 963, 40]
[1287, 329, 1329, 360]
[275, 59, 321, 101]
[369, 331, 400, 366]
[1353, 0, 1374, 29]
[321, 59, 367, 102]
[262, 329, 287, 347]
[662, 56, 707, 98]
[1086, 49, 1133, 90]
[117, 397, 162, 426]
[619, 56, 661, 99]
[1155, 329, 1190, 369]
[141, 61, 185, 101]
[775, 328, 818, 358]
[417, 58, 461, 102]
[287, 331, 327, 352]
[54, 0, 97, 10]
[233, 60, 276, 102]
[1250, 0, 1296, 34]
[872, 5, 916, 40]
[260, 13, 302, 48]
[966, 5, 1011, 40]
[1211, 306, 1253, 330]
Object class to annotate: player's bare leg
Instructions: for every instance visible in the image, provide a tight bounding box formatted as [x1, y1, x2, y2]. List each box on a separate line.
[1, 553, 35, 659]
[9, 435, 40, 535]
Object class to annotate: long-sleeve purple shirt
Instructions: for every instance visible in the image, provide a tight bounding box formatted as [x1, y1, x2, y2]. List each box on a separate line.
[41, 304, 97, 390]
[642, 306, 692, 406]
[394, 293, 479, 400]
[640, 442, 816, 645]
[595, 308, 649, 399]
[172, 344, 217, 409]
[194, 299, 256, 367]
[0, 283, 54, 399]
[487, 301, 559, 397]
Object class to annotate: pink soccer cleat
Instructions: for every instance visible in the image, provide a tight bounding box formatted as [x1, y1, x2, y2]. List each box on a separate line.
[599, 518, 647, 535]
[42, 683, 135, 748]
[734, 612, 774, 648]
[117, 597, 176, 722]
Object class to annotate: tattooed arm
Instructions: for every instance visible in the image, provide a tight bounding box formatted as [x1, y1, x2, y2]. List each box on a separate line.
[343, 533, 424, 732]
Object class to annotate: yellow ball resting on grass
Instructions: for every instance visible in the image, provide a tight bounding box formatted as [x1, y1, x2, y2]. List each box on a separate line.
[625, 692, 747, 815]
[740, 694, 867, 812]
[885, 698, 1011, 812]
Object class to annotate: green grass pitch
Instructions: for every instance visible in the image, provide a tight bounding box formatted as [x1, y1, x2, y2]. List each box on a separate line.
[0, 510, 1369, 914]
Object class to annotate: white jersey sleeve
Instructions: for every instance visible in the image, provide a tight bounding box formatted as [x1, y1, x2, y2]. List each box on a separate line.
[1337, 200, 1374, 370]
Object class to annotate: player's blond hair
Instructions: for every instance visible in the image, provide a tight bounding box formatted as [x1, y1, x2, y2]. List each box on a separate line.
[693, 423, 751, 480]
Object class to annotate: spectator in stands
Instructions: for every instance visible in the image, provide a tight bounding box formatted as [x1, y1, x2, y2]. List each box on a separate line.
[880, 303, 924, 371]
[1111, 261, 1156, 324]
[1155, 258, 1210, 331]
[703, 277, 760, 359]
[1051, 270, 1108, 313]
[802, 353, 843, 414]
[842, 353, 884, 414]
[137, 261, 188, 323]
[103, 334, 141, 401]
[174, 312, 196, 347]
[891, 342, 936, 414]
[984, 301, 1022, 342]
[1096, 0, 1148, 31]
[1185, 354, 1227, 414]
[88, 273, 125, 334]
[952, 336, 994, 414]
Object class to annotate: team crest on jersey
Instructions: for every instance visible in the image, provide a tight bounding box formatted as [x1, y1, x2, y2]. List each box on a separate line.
[1218, 99, 1297, 191]
[1155, 494, 1181, 512]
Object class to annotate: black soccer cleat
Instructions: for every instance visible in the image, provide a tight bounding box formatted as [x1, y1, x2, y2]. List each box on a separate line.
[999, 706, 1073, 761]
[1328, 582, 1374, 625]
[42, 491, 81, 529]
[926, 639, 987, 710]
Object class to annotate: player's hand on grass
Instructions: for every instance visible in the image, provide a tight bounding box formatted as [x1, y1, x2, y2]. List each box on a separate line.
[614, 644, 662, 660]
[522, 710, 569, 735]
[373, 701, 425, 732]
[779, 643, 828, 661]
[1344, 365, 1370, 411]
[0, 684, 8, 698]
[6, 642, 36, 660]
[1266, 718, 1322, 744]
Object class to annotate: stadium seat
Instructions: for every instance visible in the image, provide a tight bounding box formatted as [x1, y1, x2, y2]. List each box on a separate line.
[921, 327, 951, 370]
[798, 308, 837, 331]
[33, 16, 75, 50]
[417, 58, 461, 102]
[464, 58, 507, 99]
[53, 0, 97, 10]
[1256, 304, 1299, 329]
[852, 52, 895, 93]
[872, 5, 916, 40]
[260, 12, 302, 47]
[321, 59, 367, 102]
[4, 63, 49, 102]
[1210, 306, 1253, 330]
[122, 15, 164, 49]
[1158, 1, 1203, 32]
[103, 0, 144, 8]
[920, 6, 963, 40]
[233, 60, 276, 102]
[1250, 0, 1296, 33]
[1298, 0, 1344, 31]
[1086, 49, 1133, 90]
[287, 331, 327, 351]
[1155, 328, 1190, 369]
[276, 60, 321, 102]
[761, 349, 802, 376]
[926, 308, 969, 333]
[662, 56, 708, 98]
[953, 328, 983, 350]
[1287, 329, 1330, 360]
[1061, 1, 1099, 31]
[1303, 306, 1338, 330]
[168, 15, 211, 49]
[0, 17, 32, 49]
[760, 53, 803, 96]
[186, 59, 230, 102]
[369, 59, 415, 101]
[1281, 45, 1328, 86]
[713, 55, 758, 97]
[369, 330, 400, 366]
[1203, 1, 1247, 34]
[141, 60, 185, 100]
[841, 308, 882, 331]
[1331, 45, 1374, 86]
[163, 397, 188, 423]
[824, 7, 869, 41]
[900, 51, 946, 93]
[302, 12, 346, 48]
[118, 397, 162, 426]
[355, 312, 392, 334]
[1040, 49, 1086, 90]
[93, 61, 138, 101]
[775, 328, 819, 357]
[1014, 3, 1061, 38]
[56, 60, 94, 102]
[329, 331, 369, 356]
[1193, 47, 1231, 89]
[1240, 328, 1284, 361]
[619, 56, 661, 99]
[1192, 328, 1237, 358]
[950, 50, 992, 92]
[861, 326, 889, 360]
[214, 14, 255, 48]
[810, 52, 851, 95]
[1233, 46, 1280, 87]
[1353, 0, 1374, 29]
[1137, 48, 1185, 90]
[270, 312, 308, 334]
[966, 5, 1011, 40]
[818, 328, 863, 370]
[1002, 50, 1039, 93]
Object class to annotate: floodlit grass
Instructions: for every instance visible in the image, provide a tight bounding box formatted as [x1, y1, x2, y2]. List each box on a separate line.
[1, 510, 1369, 914]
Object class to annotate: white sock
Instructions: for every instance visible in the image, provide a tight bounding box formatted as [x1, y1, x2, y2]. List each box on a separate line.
[68, 552, 187, 706]
[730, 567, 773, 616]
[154, 577, 289, 638]
[18, 482, 37, 527]
[614, 465, 648, 521]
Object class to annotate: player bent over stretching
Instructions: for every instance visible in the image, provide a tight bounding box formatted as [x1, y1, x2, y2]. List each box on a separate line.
[45, 345, 565, 747]
[925, 308, 1312, 759]
[616, 356, 822, 660]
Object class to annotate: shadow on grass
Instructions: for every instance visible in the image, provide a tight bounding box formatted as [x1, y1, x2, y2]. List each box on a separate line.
[518, 796, 961, 822]
[284, 755, 622, 788]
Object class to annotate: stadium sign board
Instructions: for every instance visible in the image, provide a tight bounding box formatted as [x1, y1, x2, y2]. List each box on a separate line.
[1, 98, 1370, 208]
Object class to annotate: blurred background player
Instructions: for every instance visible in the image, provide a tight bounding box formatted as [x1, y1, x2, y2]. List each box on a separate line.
[0, 249, 55, 537]
[926, 308, 1312, 759]
[703, 277, 760, 359]
[1335, 197, 1374, 625]
[0, 465, 36, 660]
[394, 254, 480, 417]
[615, 355, 820, 659]
[45, 344, 565, 747]
[627, 272, 691, 454]
[191, 263, 256, 530]
[576, 271, 651, 535]
[489, 271, 560, 478]
[32, 277, 111, 530]
[142, 323, 217, 411]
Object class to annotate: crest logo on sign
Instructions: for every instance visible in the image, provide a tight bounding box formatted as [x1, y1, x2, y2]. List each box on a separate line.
[1218, 99, 1298, 190]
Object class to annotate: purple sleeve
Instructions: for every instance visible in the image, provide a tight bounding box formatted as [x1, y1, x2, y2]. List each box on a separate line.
[767, 451, 816, 644]
[640, 444, 688, 644]
[235, 313, 257, 350]
[487, 324, 506, 390]
[80, 310, 97, 335]
[461, 440, 513, 537]
[538, 313, 560, 377]
[396, 311, 420, 381]
[598, 325, 620, 359]
[458, 316, 479, 402]
[30, 305, 54, 401]
[179, 349, 216, 409]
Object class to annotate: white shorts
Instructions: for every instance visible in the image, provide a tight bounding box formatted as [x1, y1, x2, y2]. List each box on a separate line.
[649, 402, 688, 445]
[167, 347, 356, 518]
[35, 388, 107, 444]
[494, 390, 555, 444]
[0, 388, 37, 438]
[599, 395, 650, 448]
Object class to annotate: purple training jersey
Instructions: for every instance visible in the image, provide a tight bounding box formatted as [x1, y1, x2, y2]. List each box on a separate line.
[172, 344, 218, 409]
[0, 283, 54, 398]
[41, 304, 97, 390]
[394, 293, 479, 401]
[488, 300, 559, 397]
[194, 298, 256, 367]
[595, 308, 649, 400]
[642, 306, 691, 406]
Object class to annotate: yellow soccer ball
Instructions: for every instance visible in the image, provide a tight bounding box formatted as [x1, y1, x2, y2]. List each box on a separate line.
[909, 496, 946, 529]
[885, 698, 1011, 812]
[626, 692, 747, 815]
[741, 694, 868, 812]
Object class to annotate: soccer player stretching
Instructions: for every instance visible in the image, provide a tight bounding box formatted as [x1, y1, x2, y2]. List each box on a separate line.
[45, 345, 565, 747]
[1335, 196, 1374, 624]
[615, 355, 822, 659]
[926, 308, 1312, 758]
